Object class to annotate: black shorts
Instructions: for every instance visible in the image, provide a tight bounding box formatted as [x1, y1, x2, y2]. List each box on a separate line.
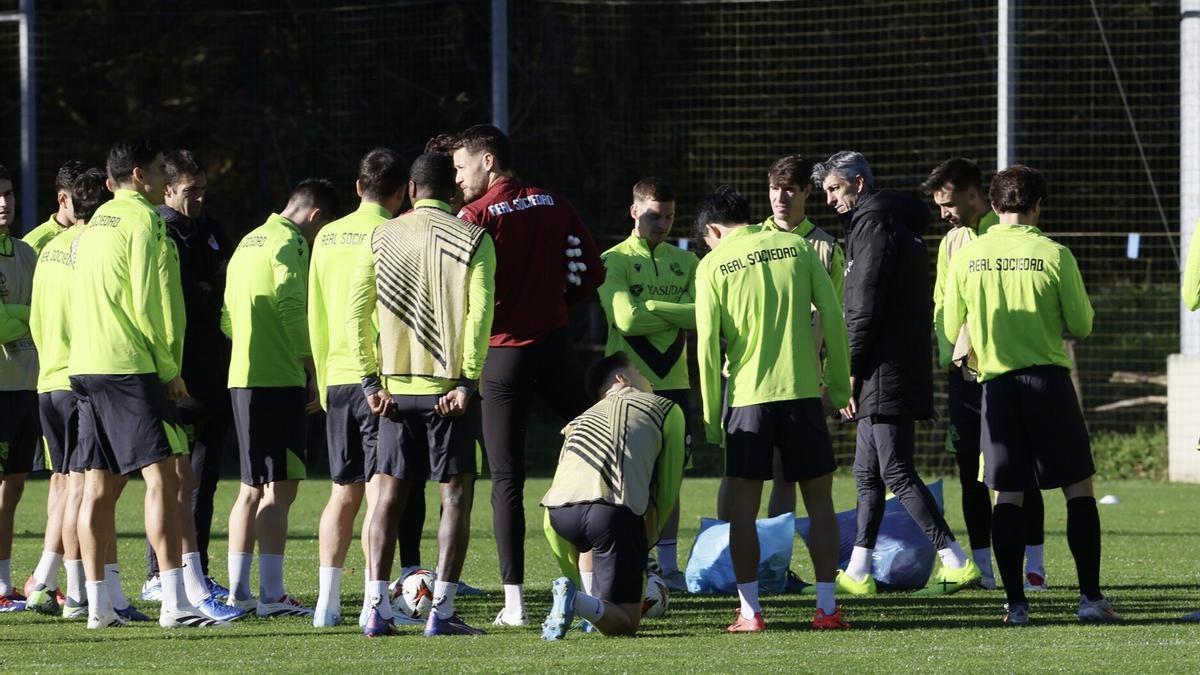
[548, 502, 648, 604]
[981, 365, 1094, 491]
[231, 387, 308, 486]
[325, 384, 378, 485]
[70, 374, 178, 476]
[657, 389, 693, 468]
[724, 398, 835, 481]
[947, 368, 982, 456]
[0, 390, 39, 475]
[375, 393, 479, 482]
[38, 390, 82, 475]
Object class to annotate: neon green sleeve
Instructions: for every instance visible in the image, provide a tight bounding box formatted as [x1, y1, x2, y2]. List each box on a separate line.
[830, 241, 846, 307]
[649, 404, 686, 538]
[642, 299, 695, 329]
[0, 302, 31, 343]
[346, 240, 380, 381]
[463, 235, 497, 382]
[130, 220, 179, 383]
[274, 240, 311, 360]
[598, 253, 674, 336]
[811, 245, 851, 409]
[1184, 229, 1200, 311]
[943, 257, 967, 346]
[932, 236, 953, 368]
[543, 508, 582, 586]
[159, 239, 186, 369]
[1058, 249, 1094, 339]
[695, 260, 724, 445]
[307, 252, 331, 405]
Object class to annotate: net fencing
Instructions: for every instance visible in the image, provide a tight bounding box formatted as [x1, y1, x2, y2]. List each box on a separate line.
[0, 0, 1181, 475]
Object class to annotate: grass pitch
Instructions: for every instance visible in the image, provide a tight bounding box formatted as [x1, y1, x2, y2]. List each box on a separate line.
[3, 476, 1200, 672]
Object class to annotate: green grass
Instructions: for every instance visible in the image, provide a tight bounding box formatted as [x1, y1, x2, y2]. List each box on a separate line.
[4, 476, 1200, 672]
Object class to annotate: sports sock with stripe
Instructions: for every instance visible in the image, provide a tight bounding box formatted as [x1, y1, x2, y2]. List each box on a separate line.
[34, 551, 63, 590]
[104, 563, 130, 610]
[432, 580, 458, 620]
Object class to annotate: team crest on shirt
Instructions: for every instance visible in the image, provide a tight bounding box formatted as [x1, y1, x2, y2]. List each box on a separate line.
[670, 262, 683, 277]
[629, 284, 644, 297]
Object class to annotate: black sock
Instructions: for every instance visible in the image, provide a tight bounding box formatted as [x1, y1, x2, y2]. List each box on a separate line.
[1067, 496, 1103, 601]
[991, 503, 1027, 606]
[1023, 488, 1045, 546]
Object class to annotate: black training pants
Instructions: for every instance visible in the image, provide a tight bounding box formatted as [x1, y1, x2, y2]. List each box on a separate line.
[481, 329, 587, 585]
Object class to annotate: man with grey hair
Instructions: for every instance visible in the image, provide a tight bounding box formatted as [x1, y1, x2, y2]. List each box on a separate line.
[811, 151, 980, 596]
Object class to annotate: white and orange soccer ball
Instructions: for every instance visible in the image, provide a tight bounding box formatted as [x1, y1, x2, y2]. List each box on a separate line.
[390, 569, 435, 619]
[641, 574, 670, 619]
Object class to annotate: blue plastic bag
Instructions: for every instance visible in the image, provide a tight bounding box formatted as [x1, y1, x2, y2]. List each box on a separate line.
[684, 511, 795, 594]
[795, 480, 944, 591]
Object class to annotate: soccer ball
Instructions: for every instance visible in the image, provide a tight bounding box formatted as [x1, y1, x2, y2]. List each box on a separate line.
[641, 574, 670, 619]
[392, 569, 435, 619]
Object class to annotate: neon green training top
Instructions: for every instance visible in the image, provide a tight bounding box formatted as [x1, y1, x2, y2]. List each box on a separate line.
[944, 223, 1093, 382]
[597, 234, 699, 392]
[347, 200, 496, 396]
[68, 189, 179, 383]
[933, 210, 999, 368]
[1184, 222, 1200, 311]
[695, 225, 851, 444]
[308, 201, 391, 408]
[222, 213, 311, 388]
[23, 214, 69, 254]
[30, 227, 83, 393]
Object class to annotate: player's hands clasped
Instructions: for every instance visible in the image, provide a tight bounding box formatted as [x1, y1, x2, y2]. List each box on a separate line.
[435, 387, 470, 418]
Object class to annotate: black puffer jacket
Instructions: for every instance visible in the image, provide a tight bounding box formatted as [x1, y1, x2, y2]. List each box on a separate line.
[841, 190, 934, 419]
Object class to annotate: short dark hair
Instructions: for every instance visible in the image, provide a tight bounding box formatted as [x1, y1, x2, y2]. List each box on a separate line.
[989, 164, 1047, 215]
[694, 185, 750, 232]
[287, 178, 340, 218]
[163, 149, 204, 186]
[424, 134, 457, 156]
[586, 351, 633, 400]
[410, 152, 455, 199]
[767, 154, 814, 188]
[0, 164, 9, 181]
[71, 167, 109, 222]
[106, 139, 163, 184]
[357, 148, 407, 201]
[921, 157, 983, 195]
[452, 124, 513, 171]
[55, 160, 89, 192]
[632, 177, 675, 203]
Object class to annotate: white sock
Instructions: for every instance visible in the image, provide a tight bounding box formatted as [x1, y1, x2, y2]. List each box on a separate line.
[258, 553, 285, 603]
[316, 567, 343, 616]
[361, 577, 372, 617]
[1025, 544, 1045, 576]
[182, 552, 208, 605]
[0, 559, 11, 595]
[502, 583, 524, 615]
[736, 581, 761, 616]
[938, 541, 967, 569]
[972, 548, 995, 579]
[580, 571, 595, 595]
[160, 567, 184, 612]
[104, 564, 130, 610]
[657, 540, 678, 574]
[34, 551, 64, 590]
[846, 547, 873, 582]
[433, 580, 458, 620]
[367, 579, 392, 620]
[228, 552, 253, 602]
[86, 580, 112, 619]
[572, 592, 605, 623]
[815, 581, 836, 614]
[65, 559, 85, 603]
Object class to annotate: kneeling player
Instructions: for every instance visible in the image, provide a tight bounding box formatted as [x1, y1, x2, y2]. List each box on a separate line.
[540, 352, 685, 639]
[945, 165, 1118, 625]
